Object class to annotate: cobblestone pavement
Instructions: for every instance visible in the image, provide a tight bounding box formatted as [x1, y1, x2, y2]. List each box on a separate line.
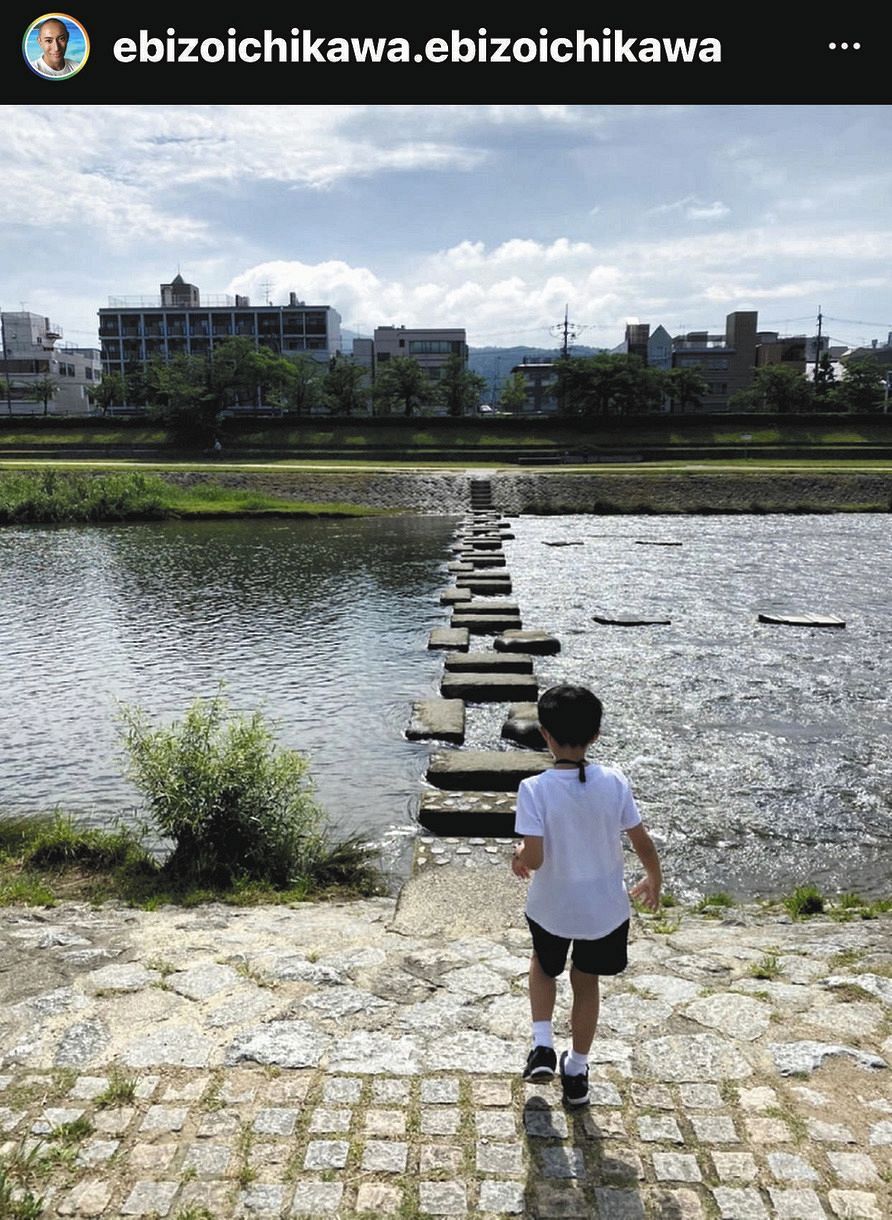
[0, 855, 890, 1218]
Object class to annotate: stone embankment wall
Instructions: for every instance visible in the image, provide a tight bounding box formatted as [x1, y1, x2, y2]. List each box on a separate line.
[161, 469, 892, 514]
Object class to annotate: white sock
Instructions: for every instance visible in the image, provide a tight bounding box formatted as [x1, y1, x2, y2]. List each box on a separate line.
[565, 1049, 588, 1075]
[531, 1021, 553, 1049]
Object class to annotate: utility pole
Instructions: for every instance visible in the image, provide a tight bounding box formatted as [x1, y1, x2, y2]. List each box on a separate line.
[550, 305, 587, 359]
[490, 356, 500, 408]
[814, 306, 823, 386]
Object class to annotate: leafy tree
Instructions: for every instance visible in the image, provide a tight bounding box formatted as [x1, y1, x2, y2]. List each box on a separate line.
[144, 353, 215, 432]
[283, 354, 324, 414]
[729, 364, 814, 414]
[436, 353, 487, 418]
[499, 371, 528, 414]
[662, 367, 709, 413]
[829, 360, 886, 413]
[373, 356, 430, 417]
[553, 353, 663, 416]
[88, 371, 126, 415]
[27, 374, 59, 416]
[323, 354, 368, 415]
[813, 352, 837, 400]
[0, 377, 17, 414]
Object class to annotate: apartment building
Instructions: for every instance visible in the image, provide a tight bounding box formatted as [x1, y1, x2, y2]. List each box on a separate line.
[371, 326, 468, 386]
[0, 311, 101, 413]
[99, 275, 342, 385]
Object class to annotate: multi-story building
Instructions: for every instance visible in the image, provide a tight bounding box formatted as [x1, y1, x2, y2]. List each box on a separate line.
[371, 326, 468, 389]
[671, 310, 758, 410]
[509, 360, 559, 413]
[0, 311, 101, 414]
[99, 275, 342, 390]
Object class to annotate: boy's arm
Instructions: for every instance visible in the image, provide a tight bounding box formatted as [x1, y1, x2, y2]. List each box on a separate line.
[626, 822, 662, 910]
[511, 835, 544, 879]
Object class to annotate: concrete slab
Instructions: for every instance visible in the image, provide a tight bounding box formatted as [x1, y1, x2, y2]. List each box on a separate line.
[501, 703, 546, 750]
[426, 750, 553, 791]
[758, 613, 846, 628]
[428, 628, 470, 651]
[441, 673, 538, 702]
[444, 652, 533, 674]
[451, 615, 522, 635]
[494, 631, 561, 655]
[457, 554, 506, 568]
[447, 561, 474, 573]
[439, 587, 472, 605]
[593, 615, 672, 626]
[455, 577, 513, 595]
[406, 699, 465, 744]
[418, 791, 517, 836]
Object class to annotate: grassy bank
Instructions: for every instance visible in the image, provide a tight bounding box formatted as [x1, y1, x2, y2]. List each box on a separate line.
[0, 812, 384, 909]
[3, 413, 892, 453]
[0, 470, 386, 523]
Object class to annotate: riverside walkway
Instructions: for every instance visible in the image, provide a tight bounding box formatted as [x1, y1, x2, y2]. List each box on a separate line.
[0, 870, 889, 1218]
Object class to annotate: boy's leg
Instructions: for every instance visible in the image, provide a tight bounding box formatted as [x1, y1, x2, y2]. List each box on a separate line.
[568, 967, 600, 1054]
[529, 951, 557, 1024]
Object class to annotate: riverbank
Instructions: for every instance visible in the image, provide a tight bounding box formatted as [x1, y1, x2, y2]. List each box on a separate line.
[0, 850, 889, 1219]
[144, 466, 892, 515]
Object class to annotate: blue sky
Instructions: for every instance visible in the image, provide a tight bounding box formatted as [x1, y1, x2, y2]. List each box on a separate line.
[2, 104, 890, 352]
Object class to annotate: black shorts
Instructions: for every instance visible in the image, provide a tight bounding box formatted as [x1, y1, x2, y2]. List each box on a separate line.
[526, 915, 630, 978]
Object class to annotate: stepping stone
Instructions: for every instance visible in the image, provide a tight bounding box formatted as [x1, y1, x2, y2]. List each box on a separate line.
[758, 613, 845, 628]
[457, 554, 506, 568]
[427, 750, 552, 791]
[593, 614, 672, 626]
[428, 628, 469, 651]
[406, 699, 465, 744]
[445, 652, 533, 674]
[462, 539, 503, 551]
[447, 561, 474, 573]
[456, 577, 512, 595]
[495, 630, 560, 655]
[441, 673, 538, 702]
[440, 587, 472, 605]
[460, 600, 519, 615]
[543, 540, 584, 547]
[418, 791, 517, 836]
[635, 539, 682, 546]
[502, 703, 546, 750]
[451, 614, 522, 635]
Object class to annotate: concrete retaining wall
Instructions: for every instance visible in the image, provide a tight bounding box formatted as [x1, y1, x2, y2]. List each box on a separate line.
[159, 469, 892, 514]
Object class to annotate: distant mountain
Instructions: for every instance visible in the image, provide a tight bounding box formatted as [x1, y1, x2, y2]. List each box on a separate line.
[469, 345, 605, 402]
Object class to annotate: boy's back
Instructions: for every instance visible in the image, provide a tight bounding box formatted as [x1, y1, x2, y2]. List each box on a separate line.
[516, 762, 641, 940]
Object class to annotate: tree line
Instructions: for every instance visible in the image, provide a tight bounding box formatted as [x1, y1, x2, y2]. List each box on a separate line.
[84, 339, 487, 428]
[5, 342, 887, 422]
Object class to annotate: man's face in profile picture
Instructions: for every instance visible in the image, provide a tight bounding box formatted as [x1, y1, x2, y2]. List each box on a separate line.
[36, 19, 69, 69]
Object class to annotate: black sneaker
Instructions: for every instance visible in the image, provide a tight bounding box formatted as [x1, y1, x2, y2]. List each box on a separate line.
[522, 1044, 557, 1081]
[559, 1051, 590, 1106]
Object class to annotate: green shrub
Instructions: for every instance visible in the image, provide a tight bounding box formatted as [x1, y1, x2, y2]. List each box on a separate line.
[118, 694, 380, 893]
[783, 884, 825, 918]
[0, 470, 168, 523]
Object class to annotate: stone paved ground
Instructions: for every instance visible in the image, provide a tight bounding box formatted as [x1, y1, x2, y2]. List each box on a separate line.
[0, 846, 890, 1218]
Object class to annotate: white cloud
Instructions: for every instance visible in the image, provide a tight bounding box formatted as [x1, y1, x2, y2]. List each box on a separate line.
[650, 195, 730, 221]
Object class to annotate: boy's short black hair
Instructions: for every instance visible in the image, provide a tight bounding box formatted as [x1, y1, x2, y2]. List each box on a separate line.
[537, 684, 603, 746]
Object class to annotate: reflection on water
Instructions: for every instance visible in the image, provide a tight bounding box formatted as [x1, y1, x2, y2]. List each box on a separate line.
[468, 513, 891, 899]
[0, 516, 455, 871]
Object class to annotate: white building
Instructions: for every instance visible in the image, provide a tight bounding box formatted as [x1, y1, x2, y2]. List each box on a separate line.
[99, 276, 342, 395]
[0, 311, 101, 414]
[371, 326, 468, 388]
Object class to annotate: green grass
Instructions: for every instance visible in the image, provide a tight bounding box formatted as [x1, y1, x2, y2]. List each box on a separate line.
[694, 891, 734, 913]
[0, 810, 385, 909]
[0, 469, 389, 524]
[95, 1067, 138, 1108]
[749, 953, 781, 980]
[783, 884, 826, 918]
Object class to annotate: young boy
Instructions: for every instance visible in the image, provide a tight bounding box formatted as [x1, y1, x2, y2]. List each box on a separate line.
[511, 684, 661, 1105]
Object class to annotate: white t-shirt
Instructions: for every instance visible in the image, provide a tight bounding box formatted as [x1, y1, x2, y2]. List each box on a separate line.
[515, 763, 642, 939]
[30, 56, 78, 77]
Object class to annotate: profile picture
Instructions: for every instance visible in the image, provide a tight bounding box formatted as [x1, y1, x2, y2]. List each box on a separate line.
[23, 13, 89, 79]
